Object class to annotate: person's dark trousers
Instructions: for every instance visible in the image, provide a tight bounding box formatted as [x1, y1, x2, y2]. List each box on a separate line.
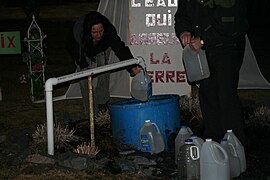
[199, 36, 246, 145]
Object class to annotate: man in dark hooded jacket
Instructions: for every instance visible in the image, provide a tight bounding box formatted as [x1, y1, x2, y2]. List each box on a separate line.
[174, 0, 249, 144]
[67, 11, 141, 118]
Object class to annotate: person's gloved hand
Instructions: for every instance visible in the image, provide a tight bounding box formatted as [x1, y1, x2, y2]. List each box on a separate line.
[180, 31, 191, 46]
[190, 37, 203, 51]
[130, 65, 143, 76]
[129, 56, 147, 76]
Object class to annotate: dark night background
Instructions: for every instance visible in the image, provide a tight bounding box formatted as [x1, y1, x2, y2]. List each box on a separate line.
[0, 0, 269, 179]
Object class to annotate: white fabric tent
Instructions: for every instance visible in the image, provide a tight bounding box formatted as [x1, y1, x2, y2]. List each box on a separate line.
[54, 0, 270, 101]
[239, 37, 270, 89]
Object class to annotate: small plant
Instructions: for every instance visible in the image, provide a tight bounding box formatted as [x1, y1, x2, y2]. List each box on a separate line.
[246, 105, 270, 128]
[73, 143, 100, 158]
[179, 94, 203, 133]
[95, 110, 111, 129]
[180, 95, 203, 122]
[32, 122, 79, 151]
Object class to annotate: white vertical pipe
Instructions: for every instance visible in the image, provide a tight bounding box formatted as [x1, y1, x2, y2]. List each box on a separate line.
[45, 78, 58, 155]
[46, 90, 54, 155]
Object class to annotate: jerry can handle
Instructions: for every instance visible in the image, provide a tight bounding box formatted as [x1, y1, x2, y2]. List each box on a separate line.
[151, 122, 161, 133]
[190, 146, 200, 160]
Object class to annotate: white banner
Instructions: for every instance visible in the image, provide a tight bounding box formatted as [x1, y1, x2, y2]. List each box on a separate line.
[129, 0, 191, 96]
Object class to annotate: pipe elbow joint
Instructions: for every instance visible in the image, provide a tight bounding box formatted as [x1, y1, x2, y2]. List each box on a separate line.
[45, 78, 58, 91]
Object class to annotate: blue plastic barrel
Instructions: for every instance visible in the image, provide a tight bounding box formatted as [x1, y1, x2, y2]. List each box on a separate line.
[108, 94, 181, 150]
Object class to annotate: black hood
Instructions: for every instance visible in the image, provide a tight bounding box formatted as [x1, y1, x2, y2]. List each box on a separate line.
[83, 11, 111, 39]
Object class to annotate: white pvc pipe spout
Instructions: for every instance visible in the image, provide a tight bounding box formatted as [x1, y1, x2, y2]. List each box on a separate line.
[45, 56, 144, 155]
[45, 78, 58, 155]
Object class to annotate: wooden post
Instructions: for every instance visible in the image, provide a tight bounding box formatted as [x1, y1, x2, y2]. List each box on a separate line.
[88, 75, 95, 147]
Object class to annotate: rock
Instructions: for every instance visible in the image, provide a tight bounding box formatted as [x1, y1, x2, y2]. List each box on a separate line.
[114, 157, 137, 172]
[131, 155, 157, 166]
[58, 156, 88, 170]
[25, 154, 56, 165]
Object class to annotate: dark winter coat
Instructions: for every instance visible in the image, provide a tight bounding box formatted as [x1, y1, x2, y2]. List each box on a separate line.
[174, 0, 249, 47]
[66, 11, 133, 70]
